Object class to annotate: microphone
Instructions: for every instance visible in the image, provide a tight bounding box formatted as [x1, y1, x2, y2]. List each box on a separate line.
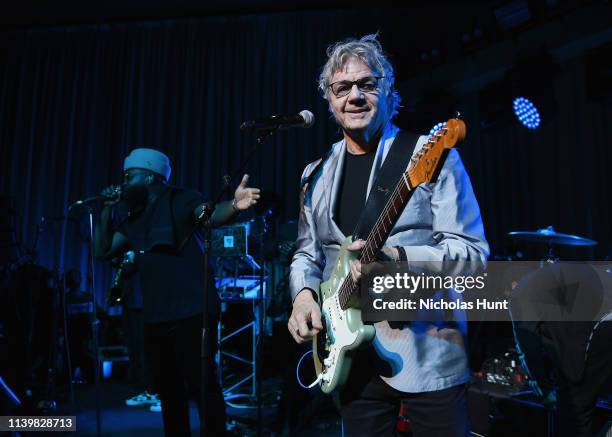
[240, 110, 315, 131]
[69, 187, 122, 210]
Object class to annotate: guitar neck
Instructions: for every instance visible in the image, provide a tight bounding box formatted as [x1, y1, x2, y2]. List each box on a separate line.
[338, 173, 414, 309]
[361, 173, 413, 264]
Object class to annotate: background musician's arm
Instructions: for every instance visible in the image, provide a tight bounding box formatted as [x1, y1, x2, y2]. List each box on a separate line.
[94, 202, 129, 261]
[192, 174, 260, 226]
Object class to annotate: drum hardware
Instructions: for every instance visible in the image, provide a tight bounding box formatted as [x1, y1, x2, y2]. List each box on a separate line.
[508, 225, 597, 262]
[506, 225, 611, 435]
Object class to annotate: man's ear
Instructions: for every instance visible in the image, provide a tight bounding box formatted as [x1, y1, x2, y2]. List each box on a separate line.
[146, 174, 155, 185]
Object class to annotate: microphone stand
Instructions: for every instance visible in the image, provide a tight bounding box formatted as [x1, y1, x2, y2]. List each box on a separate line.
[255, 212, 267, 437]
[86, 207, 102, 437]
[197, 127, 276, 437]
[67, 205, 102, 437]
[63, 196, 116, 437]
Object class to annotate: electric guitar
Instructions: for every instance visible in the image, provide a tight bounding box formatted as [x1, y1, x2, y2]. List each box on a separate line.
[313, 117, 466, 394]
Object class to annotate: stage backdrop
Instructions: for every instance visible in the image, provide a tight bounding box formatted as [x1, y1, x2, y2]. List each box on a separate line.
[1, 8, 611, 302]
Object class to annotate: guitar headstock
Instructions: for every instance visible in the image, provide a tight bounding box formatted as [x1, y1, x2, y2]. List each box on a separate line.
[407, 117, 466, 187]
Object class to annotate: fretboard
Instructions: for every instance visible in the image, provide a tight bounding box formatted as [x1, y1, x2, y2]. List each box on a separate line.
[338, 172, 414, 310]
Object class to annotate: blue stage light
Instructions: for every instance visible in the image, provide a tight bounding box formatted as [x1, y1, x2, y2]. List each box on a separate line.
[513, 97, 541, 129]
[428, 121, 446, 137]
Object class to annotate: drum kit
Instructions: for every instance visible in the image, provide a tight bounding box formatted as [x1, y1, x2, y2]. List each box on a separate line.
[504, 225, 612, 411]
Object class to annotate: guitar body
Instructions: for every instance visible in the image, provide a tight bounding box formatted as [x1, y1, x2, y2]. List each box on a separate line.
[313, 237, 376, 394]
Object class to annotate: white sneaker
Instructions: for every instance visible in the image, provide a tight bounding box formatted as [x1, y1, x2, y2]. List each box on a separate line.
[149, 401, 162, 412]
[125, 391, 159, 406]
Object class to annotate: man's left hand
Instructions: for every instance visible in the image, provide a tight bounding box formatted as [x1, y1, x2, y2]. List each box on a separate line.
[233, 174, 261, 211]
[347, 239, 399, 284]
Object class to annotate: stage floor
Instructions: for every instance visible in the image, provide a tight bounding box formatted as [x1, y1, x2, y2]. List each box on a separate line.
[51, 378, 341, 436]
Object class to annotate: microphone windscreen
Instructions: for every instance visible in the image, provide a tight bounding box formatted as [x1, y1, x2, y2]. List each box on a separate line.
[299, 110, 315, 128]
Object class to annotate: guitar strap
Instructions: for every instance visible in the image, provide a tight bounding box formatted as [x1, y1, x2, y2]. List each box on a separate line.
[352, 130, 420, 240]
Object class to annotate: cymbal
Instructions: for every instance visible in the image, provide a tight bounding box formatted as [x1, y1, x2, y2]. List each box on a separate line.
[508, 226, 597, 246]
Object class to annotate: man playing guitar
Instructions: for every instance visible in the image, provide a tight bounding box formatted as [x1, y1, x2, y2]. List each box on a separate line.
[288, 34, 489, 437]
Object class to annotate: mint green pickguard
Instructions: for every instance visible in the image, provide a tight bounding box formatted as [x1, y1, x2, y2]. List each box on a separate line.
[317, 237, 376, 394]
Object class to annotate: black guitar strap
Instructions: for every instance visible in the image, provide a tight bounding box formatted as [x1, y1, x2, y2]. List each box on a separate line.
[352, 130, 420, 240]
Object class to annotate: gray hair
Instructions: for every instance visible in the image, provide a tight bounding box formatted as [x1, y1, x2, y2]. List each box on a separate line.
[318, 33, 401, 117]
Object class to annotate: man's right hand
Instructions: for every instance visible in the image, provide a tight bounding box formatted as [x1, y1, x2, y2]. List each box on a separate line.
[100, 185, 122, 206]
[288, 289, 323, 344]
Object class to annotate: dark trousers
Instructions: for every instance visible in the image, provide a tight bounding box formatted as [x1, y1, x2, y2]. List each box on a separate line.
[144, 314, 226, 436]
[66, 315, 92, 379]
[340, 350, 469, 437]
[123, 308, 148, 392]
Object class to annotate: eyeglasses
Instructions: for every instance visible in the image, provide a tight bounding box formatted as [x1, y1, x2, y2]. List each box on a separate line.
[327, 76, 383, 98]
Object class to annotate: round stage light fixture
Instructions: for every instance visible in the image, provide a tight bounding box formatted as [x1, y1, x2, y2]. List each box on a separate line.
[513, 97, 541, 129]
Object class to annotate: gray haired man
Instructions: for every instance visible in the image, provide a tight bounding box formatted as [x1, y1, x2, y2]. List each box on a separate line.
[288, 35, 489, 436]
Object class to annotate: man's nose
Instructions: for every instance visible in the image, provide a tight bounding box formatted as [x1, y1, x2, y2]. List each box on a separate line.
[347, 83, 365, 101]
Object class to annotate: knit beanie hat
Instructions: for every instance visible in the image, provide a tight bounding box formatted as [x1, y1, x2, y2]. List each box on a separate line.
[123, 148, 171, 182]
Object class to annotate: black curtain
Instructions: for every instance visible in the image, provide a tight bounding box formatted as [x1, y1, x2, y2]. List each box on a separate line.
[1, 9, 611, 302]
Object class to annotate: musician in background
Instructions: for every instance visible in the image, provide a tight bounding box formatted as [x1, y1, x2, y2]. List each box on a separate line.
[94, 148, 260, 436]
[288, 34, 489, 436]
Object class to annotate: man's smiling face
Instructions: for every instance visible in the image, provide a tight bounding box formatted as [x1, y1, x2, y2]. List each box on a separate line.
[328, 57, 389, 140]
